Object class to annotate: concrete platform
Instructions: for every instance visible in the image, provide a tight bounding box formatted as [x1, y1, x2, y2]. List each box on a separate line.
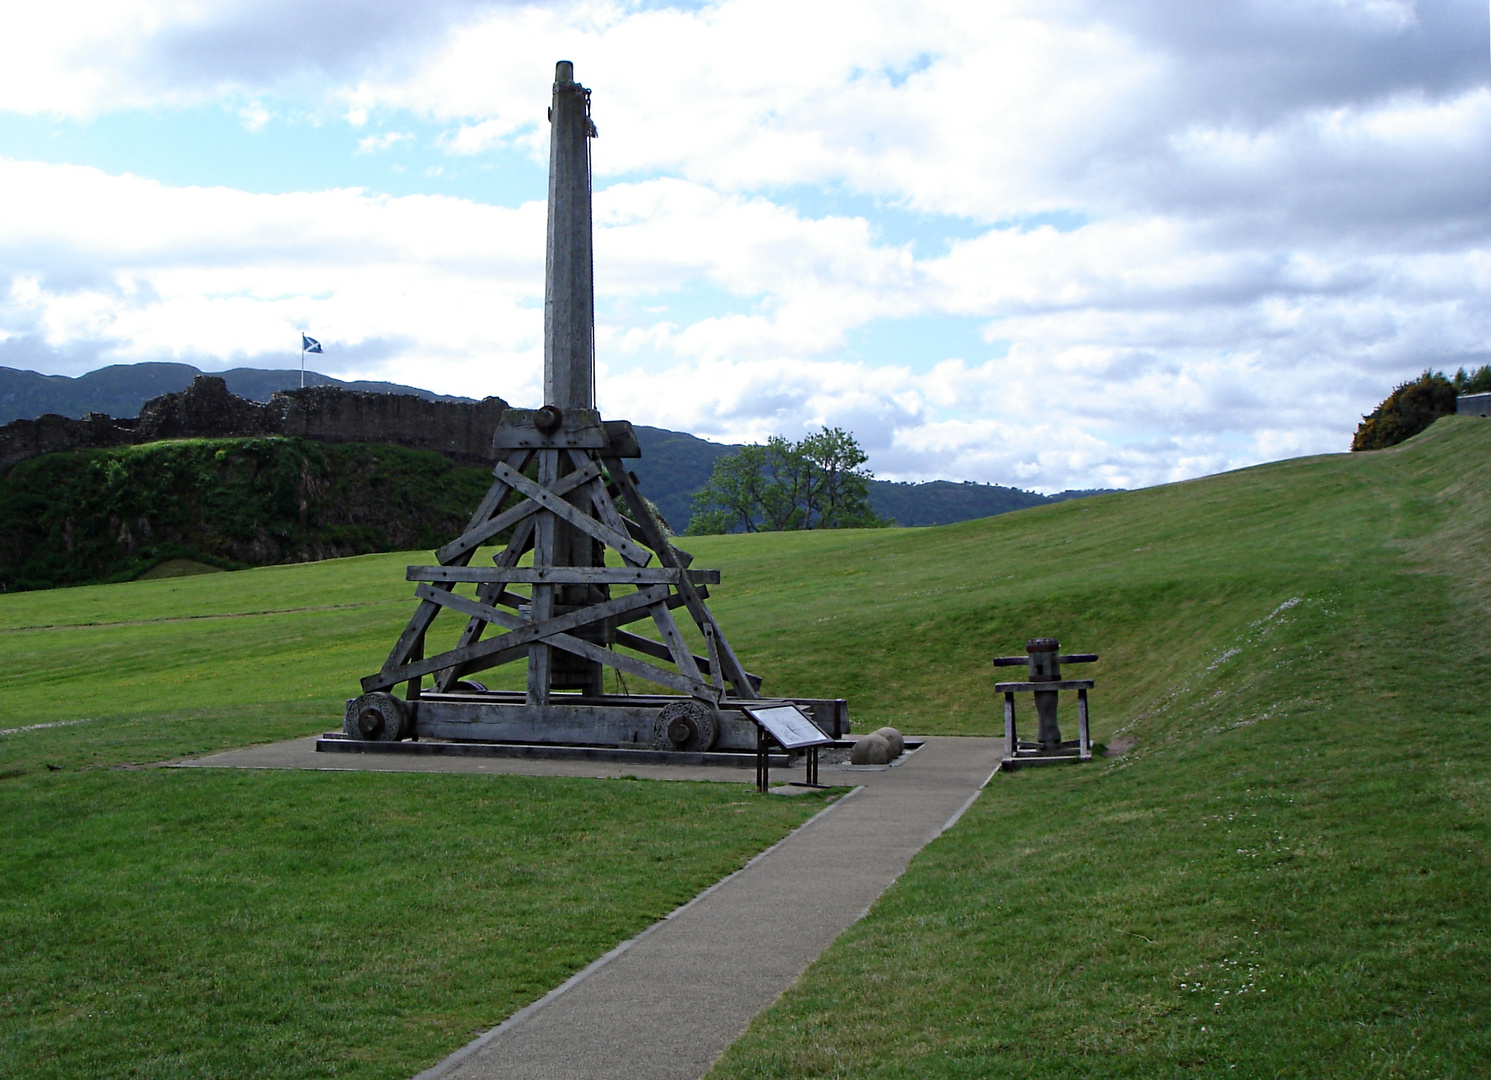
[175, 733, 1003, 1079]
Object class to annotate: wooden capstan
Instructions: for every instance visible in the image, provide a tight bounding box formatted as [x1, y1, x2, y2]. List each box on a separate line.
[340, 62, 848, 756]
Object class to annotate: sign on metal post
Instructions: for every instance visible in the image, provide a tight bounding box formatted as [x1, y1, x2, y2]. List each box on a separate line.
[746, 705, 831, 749]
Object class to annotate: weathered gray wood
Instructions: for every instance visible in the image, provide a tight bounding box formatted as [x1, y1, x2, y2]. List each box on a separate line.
[544, 60, 596, 412]
[491, 408, 606, 448]
[418, 583, 708, 698]
[411, 698, 760, 752]
[418, 581, 668, 637]
[1003, 691, 1017, 756]
[527, 449, 559, 706]
[702, 621, 724, 692]
[603, 457, 759, 698]
[407, 566, 720, 585]
[1077, 688, 1092, 761]
[433, 516, 537, 692]
[406, 636, 424, 702]
[437, 459, 601, 565]
[380, 597, 443, 673]
[602, 419, 640, 458]
[365, 581, 674, 692]
[993, 679, 1095, 692]
[493, 459, 652, 567]
[461, 448, 533, 533]
[649, 602, 706, 686]
[585, 473, 636, 544]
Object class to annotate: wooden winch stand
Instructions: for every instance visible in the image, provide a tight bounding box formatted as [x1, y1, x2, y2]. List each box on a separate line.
[993, 639, 1097, 770]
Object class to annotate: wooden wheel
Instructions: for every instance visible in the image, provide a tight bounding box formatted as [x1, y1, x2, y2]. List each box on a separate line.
[653, 700, 717, 752]
[344, 692, 406, 742]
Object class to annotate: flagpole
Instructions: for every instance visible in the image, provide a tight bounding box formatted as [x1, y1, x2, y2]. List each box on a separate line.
[300, 336, 305, 389]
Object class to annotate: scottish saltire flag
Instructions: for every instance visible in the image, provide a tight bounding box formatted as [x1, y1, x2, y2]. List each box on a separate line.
[301, 334, 323, 353]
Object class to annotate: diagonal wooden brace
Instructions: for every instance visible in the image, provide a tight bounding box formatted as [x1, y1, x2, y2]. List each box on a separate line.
[437, 459, 601, 565]
[363, 583, 671, 692]
[492, 460, 653, 567]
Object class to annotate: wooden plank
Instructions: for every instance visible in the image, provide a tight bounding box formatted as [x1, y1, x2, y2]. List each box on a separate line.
[407, 566, 719, 585]
[433, 516, 536, 692]
[702, 620, 724, 692]
[602, 420, 641, 458]
[462, 449, 533, 533]
[364, 581, 673, 692]
[993, 679, 1096, 692]
[527, 449, 558, 706]
[380, 597, 443, 673]
[601, 455, 759, 697]
[614, 629, 764, 692]
[417, 585, 707, 698]
[586, 474, 638, 545]
[493, 460, 652, 567]
[649, 602, 705, 684]
[1077, 688, 1092, 761]
[437, 459, 601, 565]
[491, 407, 607, 449]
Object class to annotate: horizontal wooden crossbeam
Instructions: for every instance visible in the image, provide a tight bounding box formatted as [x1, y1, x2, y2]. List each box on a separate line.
[994, 679, 1096, 692]
[406, 566, 721, 586]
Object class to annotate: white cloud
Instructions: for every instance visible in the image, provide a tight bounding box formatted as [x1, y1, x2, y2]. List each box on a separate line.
[0, 1, 1488, 492]
[355, 130, 413, 154]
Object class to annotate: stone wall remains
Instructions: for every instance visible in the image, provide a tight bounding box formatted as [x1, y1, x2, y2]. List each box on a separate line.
[0, 375, 509, 473]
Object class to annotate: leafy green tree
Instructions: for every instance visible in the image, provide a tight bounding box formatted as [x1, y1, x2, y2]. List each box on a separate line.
[1351, 371, 1458, 451]
[686, 427, 889, 534]
[1452, 363, 1491, 395]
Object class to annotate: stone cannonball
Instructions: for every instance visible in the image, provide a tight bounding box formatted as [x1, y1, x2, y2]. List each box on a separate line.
[850, 733, 891, 766]
[872, 727, 904, 758]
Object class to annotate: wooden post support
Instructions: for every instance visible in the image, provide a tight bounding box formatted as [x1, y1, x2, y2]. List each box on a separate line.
[1003, 691, 1017, 755]
[545, 60, 595, 413]
[1077, 688, 1092, 761]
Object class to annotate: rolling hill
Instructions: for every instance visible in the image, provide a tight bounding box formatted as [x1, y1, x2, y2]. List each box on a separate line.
[0, 415, 1486, 1075]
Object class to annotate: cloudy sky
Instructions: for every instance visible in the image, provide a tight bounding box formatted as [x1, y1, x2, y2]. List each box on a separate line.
[1, 1, 1487, 490]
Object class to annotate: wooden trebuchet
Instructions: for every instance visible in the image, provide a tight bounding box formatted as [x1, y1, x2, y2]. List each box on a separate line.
[342, 61, 851, 755]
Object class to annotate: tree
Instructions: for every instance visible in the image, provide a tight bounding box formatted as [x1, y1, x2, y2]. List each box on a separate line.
[686, 427, 889, 534]
[1452, 363, 1491, 395]
[1351, 370, 1457, 451]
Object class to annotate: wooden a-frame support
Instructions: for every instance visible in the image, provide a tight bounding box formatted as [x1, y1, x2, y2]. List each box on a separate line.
[361, 410, 762, 713]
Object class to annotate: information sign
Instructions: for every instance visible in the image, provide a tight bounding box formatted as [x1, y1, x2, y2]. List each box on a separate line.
[746, 705, 832, 750]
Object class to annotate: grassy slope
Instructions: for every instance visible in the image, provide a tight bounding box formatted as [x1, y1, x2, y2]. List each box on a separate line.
[706, 417, 1491, 1077]
[1, 418, 1486, 1075]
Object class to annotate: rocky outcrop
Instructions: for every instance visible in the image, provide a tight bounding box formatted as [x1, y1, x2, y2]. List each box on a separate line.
[0, 376, 509, 473]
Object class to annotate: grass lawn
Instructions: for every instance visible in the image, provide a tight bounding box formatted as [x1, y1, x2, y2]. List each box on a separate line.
[706, 418, 1491, 1077]
[1, 416, 1487, 1077]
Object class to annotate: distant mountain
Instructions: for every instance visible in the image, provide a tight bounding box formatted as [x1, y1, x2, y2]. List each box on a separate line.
[0, 362, 472, 425]
[627, 435, 1121, 531]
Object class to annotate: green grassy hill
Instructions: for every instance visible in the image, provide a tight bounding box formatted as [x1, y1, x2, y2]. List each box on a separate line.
[1, 417, 1487, 1077]
[0, 436, 494, 591]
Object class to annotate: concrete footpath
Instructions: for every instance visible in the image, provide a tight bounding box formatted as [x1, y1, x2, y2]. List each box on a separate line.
[179, 735, 1003, 1079]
